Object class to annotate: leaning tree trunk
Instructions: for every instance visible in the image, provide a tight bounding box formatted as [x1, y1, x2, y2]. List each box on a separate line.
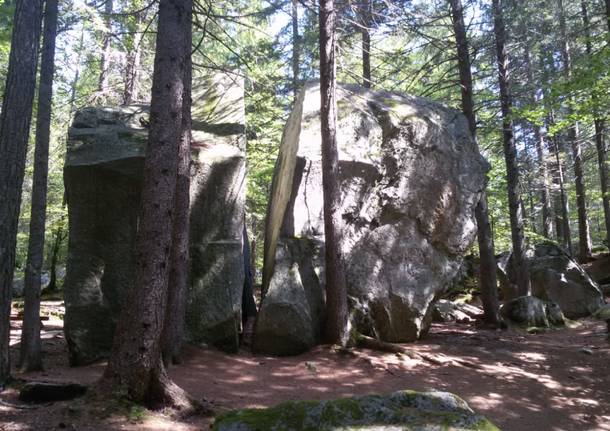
[448, 0, 499, 325]
[319, 0, 349, 346]
[582, 0, 610, 248]
[558, 0, 591, 261]
[361, 0, 372, 88]
[162, 8, 192, 366]
[492, 0, 531, 297]
[99, 0, 193, 407]
[0, 0, 44, 387]
[20, 0, 59, 372]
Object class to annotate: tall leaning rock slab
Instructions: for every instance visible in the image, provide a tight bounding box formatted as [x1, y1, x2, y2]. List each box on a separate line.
[255, 83, 487, 354]
[63, 73, 246, 365]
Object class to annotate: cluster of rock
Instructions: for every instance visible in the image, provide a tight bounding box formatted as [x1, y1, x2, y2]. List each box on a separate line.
[255, 83, 488, 355]
[497, 242, 605, 328]
[212, 390, 499, 431]
[63, 73, 248, 365]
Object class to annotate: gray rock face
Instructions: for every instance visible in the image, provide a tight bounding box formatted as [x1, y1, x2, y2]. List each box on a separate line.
[258, 83, 488, 352]
[63, 73, 247, 365]
[519, 243, 604, 319]
[432, 300, 482, 323]
[212, 390, 500, 431]
[500, 296, 565, 328]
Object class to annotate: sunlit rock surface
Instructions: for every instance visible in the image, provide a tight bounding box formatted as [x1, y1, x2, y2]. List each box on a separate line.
[63, 73, 246, 365]
[256, 83, 487, 354]
[212, 390, 500, 431]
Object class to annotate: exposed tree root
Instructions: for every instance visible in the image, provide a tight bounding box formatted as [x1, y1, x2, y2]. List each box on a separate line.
[351, 331, 482, 369]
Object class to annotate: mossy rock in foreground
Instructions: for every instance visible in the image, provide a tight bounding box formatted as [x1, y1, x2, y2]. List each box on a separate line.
[212, 390, 500, 431]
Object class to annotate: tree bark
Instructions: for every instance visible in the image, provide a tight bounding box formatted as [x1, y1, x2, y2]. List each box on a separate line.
[582, 0, 610, 248]
[46, 225, 65, 293]
[162, 6, 192, 366]
[361, 0, 372, 88]
[0, 0, 44, 387]
[123, 9, 146, 105]
[558, 0, 591, 261]
[99, 0, 193, 407]
[448, 0, 499, 325]
[20, 0, 59, 372]
[319, 0, 349, 346]
[97, 0, 113, 97]
[291, 0, 300, 98]
[492, 0, 531, 297]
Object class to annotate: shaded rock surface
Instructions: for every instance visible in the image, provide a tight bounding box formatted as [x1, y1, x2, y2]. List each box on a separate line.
[500, 296, 565, 328]
[212, 390, 500, 431]
[63, 73, 246, 364]
[19, 382, 87, 403]
[257, 83, 487, 353]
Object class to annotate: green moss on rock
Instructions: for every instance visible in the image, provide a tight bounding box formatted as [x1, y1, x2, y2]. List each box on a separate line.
[212, 390, 500, 431]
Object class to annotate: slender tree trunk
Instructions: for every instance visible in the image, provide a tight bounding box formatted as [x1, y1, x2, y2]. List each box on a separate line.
[291, 0, 300, 98]
[69, 26, 86, 114]
[522, 29, 552, 238]
[162, 8, 192, 366]
[97, 0, 113, 97]
[448, 0, 499, 325]
[0, 0, 44, 387]
[99, 0, 193, 407]
[319, 0, 349, 346]
[361, 0, 372, 88]
[558, 0, 591, 261]
[582, 0, 610, 247]
[20, 0, 59, 372]
[46, 226, 64, 292]
[123, 10, 145, 105]
[492, 0, 531, 297]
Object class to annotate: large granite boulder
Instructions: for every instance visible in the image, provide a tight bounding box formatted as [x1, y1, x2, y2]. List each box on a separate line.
[63, 73, 247, 365]
[212, 390, 500, 430]
[500, 296, 565, 328]
[256, 83, 487, 354]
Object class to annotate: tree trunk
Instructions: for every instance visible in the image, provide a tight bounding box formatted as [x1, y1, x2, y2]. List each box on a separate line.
[69, 25, 86, 114]
[46, 225, 64, 293]
[123, 9, 146, 105]
[0, 0, 44, 387]
[291, 0, 300, 98]
[99, 0, 193, 407]
[361, 0, 372, 88]
[319, 0, 349, 346]
[448, 0, 499, 325]
[558, 0, 591, 261]
[97, 0, 113, 97]
[582, 0, 610, 248]
[492, 0, 531, 297]
[162, 7, 192, 366]
[20, 0, 59, 372]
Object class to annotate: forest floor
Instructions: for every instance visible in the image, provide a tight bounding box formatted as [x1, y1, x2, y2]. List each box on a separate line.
[1, 300, 609, 431]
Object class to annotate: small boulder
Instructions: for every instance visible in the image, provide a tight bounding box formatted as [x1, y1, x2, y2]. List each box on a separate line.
[432, 300, 482, 323]
[500, 296, 565, 328]
[212, 390, 499, 431]
[12, 277, 24, 298]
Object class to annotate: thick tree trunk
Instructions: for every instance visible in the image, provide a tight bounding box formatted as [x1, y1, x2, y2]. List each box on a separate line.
[162, 8, 192, 366]
[448, 0, 499, 325]
[99, 0, 193, 407]
[97, 0, 113, 97]
[492, 0, 531, 297]
[319, 0, 349, 346]
[20, 0, 59, 372]
[582, 0, 610, 247]
[361, 0, 372, 88]
[292, 0, 299, 98]
[558, 0, 591, 261]
[0, 0, 44, 387]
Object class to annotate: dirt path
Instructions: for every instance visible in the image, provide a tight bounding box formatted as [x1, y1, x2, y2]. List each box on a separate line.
[1, 301, 609, 430]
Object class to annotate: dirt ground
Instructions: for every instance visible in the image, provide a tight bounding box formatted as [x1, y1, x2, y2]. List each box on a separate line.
[1, 301, 609, 431]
